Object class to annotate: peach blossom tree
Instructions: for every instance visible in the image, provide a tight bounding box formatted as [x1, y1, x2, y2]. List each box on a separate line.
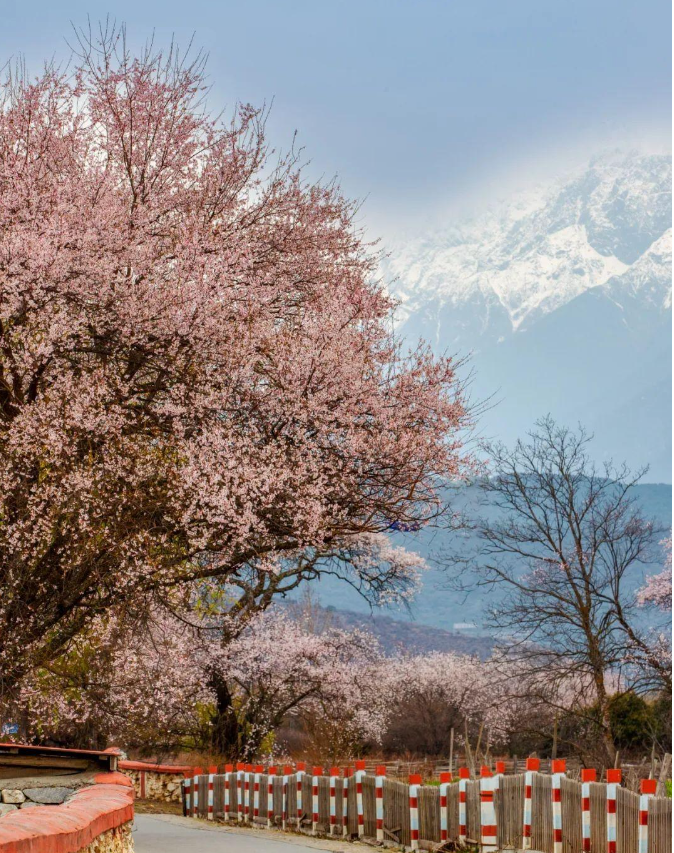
[16, 607, 389, 757]
[0, 28, 471, 699]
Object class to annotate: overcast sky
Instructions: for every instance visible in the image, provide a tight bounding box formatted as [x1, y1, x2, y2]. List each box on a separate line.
[2, 0, 671, 237]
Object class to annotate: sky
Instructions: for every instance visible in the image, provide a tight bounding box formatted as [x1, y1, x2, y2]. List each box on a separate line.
[1, 0, 671, 238]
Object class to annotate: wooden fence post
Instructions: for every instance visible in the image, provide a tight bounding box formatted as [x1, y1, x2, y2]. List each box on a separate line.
[551, 759, 566, 853]
[440, 771, 452, 843]
[459, 766, 470, 844]
[282, 764, 293, 830]
[224, 764, 233, 819]
[329, 767, 339, 835]
[192, 766, 203, 817]
[639, 778, 657, 853]
[409, 773, 422, 851]
[207, 764, 217, 820]
[375, 765, 386, 842]
[296, 762, 306, 828]
[581, 768, 596, 851]
[523, 757, 540, 849]
[236, 763, 245, 822]
[267, 766, 276, 827]
[606, 768, 622, 853]
[312, 766, 323, 834]
[480, 766, 498, 853]
[355, 760, 366, 838]
[253, 764, 263, 820]
[184, 771, 192, 817]
[342, 767, 352, 837]
[244, 763, 253, 821]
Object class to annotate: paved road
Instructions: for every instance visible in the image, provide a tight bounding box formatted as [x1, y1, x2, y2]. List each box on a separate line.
[133, 814, 365, 853]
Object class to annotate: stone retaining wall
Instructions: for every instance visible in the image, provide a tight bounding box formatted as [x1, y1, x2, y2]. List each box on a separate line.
[119, 761, 190, 803]
[0, 777, 134, 853]
[76, 823, 133, 853]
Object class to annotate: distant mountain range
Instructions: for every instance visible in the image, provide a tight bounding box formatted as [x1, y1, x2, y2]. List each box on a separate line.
[383, 151, 672, 482]
[300, 153, 672, 644]
[310, 604, 494, 659]
[299, 482, 671, 641]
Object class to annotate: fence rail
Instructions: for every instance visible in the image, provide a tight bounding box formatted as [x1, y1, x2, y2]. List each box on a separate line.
[183, 763, 672, 853]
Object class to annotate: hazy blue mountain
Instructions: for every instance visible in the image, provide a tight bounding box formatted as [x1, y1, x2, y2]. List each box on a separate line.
[299, 483, 672, 637]
[384, 151, 672, 482]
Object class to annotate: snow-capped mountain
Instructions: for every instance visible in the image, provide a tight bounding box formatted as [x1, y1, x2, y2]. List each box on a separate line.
[385, 152, 672, 481]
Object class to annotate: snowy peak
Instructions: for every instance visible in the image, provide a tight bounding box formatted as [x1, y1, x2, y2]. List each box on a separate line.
[603, 228, 672, 309]
[386, 152, 672, 337]
[384, 150, 672, 482]
[488, 223, 627, 328]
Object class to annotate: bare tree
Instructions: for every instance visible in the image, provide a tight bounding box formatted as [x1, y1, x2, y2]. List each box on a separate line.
[443, 418, 670, 765]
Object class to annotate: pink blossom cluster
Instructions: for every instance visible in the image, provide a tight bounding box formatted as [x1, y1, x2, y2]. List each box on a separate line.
[637, 536, 672, 611]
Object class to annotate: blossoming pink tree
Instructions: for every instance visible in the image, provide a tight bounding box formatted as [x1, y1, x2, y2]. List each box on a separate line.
[212, 610, 388, 760]
[633, 535, 673, 688]
[379, 651, 517, 763]
[638, 536, 672, 611]
[0, 27, 471, 699]
[17, 607, 389, 759]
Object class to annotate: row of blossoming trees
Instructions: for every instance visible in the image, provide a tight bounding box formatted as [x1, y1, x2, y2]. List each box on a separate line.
[0, 26, 670, 768]
[16, 604, 519, 762]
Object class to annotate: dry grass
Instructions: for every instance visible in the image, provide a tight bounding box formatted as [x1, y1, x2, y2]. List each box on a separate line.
[133, 798, 184, 815]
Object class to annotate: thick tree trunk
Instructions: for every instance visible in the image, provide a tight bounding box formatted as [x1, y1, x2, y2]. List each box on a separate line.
[209, 672, 241, 759]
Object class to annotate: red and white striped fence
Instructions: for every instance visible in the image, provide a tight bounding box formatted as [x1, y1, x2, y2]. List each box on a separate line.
[236, 762, 244, 822]
[458, 765, 469, 844]
[639, 778, 657, 853]
[295, 761, 306, 827]
[409, 773, 421, 851]
[551, 759, 566, 853]
[582, 767, 596, 851]
[266, 765, 275, 827]
[207, 764, 216, 820]
[329, 767, 339, 835]
[607, 768, 622, 853]
[523, 756, 540, 848]
[342, 766, 351, 837]
[311, 766, 322, 834]
[440, 771, 452, 843]
[355, 759, 366, 838]
[375, 764, 386, 842]
[181, 761, 671, 853]
[479, 766, 497, 853]
[191, 765, 203, 817]
[282, 763, 292, 830]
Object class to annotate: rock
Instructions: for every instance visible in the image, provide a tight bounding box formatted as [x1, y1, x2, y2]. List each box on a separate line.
[1, 790, 25, 804]
[20, 802, 40, 809]
[0, 804, 18, 816]
[23, 787, 71, 804]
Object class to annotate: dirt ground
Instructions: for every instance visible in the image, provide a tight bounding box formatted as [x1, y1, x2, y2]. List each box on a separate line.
[133, 798, 184, 815]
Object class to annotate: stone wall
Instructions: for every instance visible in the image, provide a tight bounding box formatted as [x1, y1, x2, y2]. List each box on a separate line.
[119, 761, 190, 803]
[0, 778, 134, 853]
[0, 781, 112, 815]
[78, 822, 133, 853]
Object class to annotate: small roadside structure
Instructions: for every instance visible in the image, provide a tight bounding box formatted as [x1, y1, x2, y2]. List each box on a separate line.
[0, 743, 120, 813]
[0, 743, 133, 853]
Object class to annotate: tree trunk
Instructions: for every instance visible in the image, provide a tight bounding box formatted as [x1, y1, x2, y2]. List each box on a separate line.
[209, 671, 241, 759]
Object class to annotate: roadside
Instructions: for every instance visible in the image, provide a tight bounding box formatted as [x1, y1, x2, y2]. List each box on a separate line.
[133, 813, 392, 852]
[133, 798, 183, 815]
